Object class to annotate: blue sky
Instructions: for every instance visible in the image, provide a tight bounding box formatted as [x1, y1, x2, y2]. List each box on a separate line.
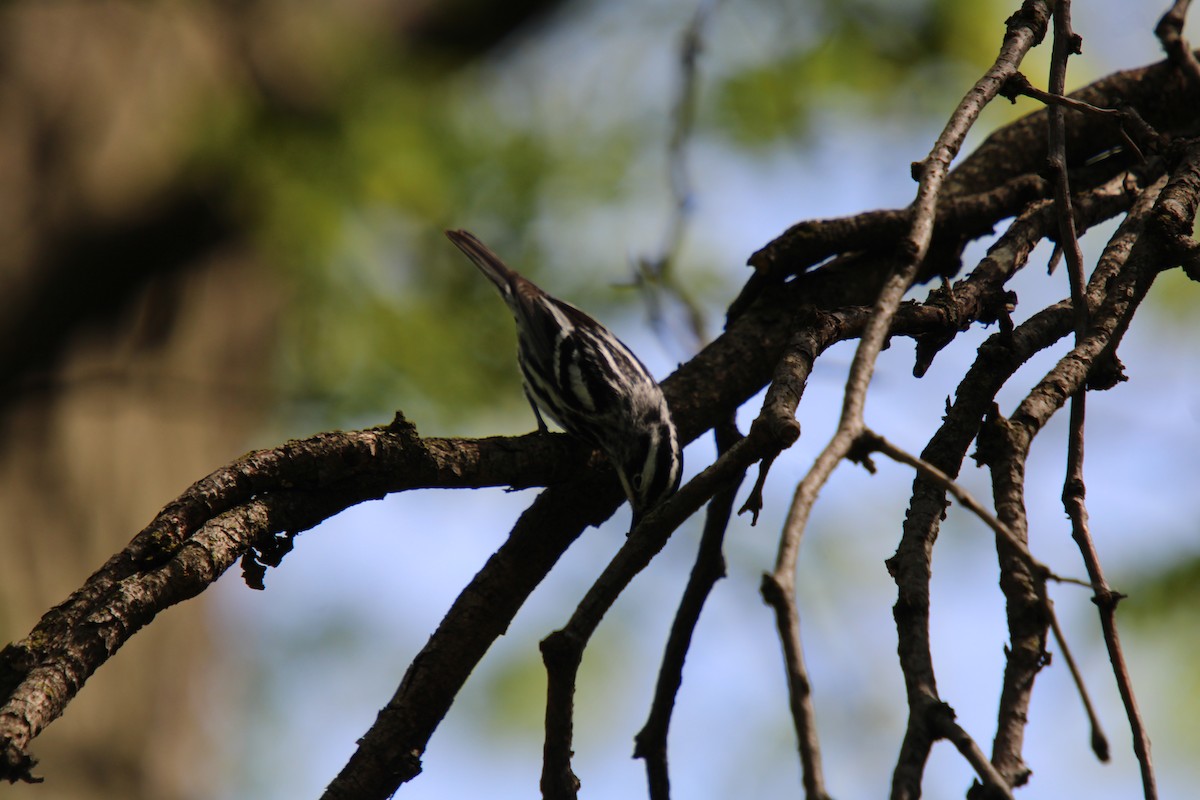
[206, 2, 1200, 798]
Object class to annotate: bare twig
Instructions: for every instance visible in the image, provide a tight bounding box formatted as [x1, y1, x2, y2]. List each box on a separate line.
[635, 0, 721, 350]
[1046, 0, 1088, 338]
[934, 714, 1017, 800]
[1009, 59, 1188, 167]
[1047, 603, 1110, 761]
[1044, 5, 1112, 766]
[1063, 471, 1156, 795]
[981, 143, 1200, 800]
[538, 426, 786, 799]
[1001, 71, 1153, 164]
[1155, 0, 1200, 90]
[759, 572, 830, 800]
[1003, 71, 1119, 121]
[767, 5, 1054, 796]
[774, 0, 1055, 595]
[633, 419, 743, 800]
[858, 430, 1086, 588]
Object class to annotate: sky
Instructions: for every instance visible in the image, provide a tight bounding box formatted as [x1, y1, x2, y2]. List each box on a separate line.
[201, 2, 1200, 799]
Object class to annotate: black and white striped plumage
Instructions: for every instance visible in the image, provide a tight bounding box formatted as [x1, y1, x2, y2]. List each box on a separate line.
[446, 229, 682, 523]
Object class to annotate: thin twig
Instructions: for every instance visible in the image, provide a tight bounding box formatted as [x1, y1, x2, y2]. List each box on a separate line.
[633, 419, 743, 800]
[858, 430, 1087, 588]
[1155, 0, 1200, 90]
[1045, 5, 1112, 766]
[1001, 71, 1151, 163]
[635, 0, 721, 351]
[1064, 386, 1157, 798]
[1046, 0, 1089, 338]
[933, 712, 1016, 800]
[767, 6, 1054, 797]
[1004, 71, 1118, 121]
[759, 571, 830, 800]
[774, 0, 1055, 582]
[1047, 602, 1110, 762]
[539, 424, 787, 799]
[1063, 480, 1156, 797]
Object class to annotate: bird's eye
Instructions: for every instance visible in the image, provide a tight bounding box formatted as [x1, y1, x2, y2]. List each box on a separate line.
[632, 472, 644, 490]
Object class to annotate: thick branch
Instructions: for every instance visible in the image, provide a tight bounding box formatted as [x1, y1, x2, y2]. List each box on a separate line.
[946, 50, 1200, 198]
[4, 30, 1197, 797]
[0, 420, 591, 782]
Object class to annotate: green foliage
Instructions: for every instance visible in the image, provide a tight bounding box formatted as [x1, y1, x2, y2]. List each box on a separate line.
[1120, 555, 1200, 749]
[711, 0, 1007, 147]
[471, 626, 637, 742]
[1123, 555, 1200, 622]
[1146, 267, 1200, 323]
[190, 0, 1037, 433]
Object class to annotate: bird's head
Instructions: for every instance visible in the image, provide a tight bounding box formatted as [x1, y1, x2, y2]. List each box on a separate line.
[612, 418, 682, 528]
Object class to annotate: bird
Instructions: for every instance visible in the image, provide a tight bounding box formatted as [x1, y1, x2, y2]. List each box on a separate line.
[446, 229, 682, 525]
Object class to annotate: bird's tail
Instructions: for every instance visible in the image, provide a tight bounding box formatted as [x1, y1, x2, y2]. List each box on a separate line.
[445, 229, 519, 297]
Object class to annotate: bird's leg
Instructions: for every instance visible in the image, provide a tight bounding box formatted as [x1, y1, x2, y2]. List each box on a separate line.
[525, 389, 550, 434]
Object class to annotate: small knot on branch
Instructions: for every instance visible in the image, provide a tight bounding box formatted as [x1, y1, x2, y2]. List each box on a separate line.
[0, 747, 42, 785]
[1092, 727, 1112, 763]
[999, 71, 1034, 103]
[386, 410, 421, 443]
[971, 405, 1011, 468]
[737, 452, 778, 525]
[1090, 587, 1127, 612]
[1085, 352, 1128, 391]
[847, 431, 882, 473]
[539, 629, 585, 670]
[240, 530, 297, 590]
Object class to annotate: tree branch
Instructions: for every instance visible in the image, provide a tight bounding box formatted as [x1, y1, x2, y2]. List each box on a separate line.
[633, 419, 743, 800]
[0, 418, 592, 783]
[539, 424, 786, 799]
[5, 25, 1197, 797]
[767, 4, 1054, 794]
[1155, 0, 1200, 91]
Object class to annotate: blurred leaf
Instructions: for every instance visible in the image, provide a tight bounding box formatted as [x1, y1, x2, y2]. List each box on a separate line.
[1146, 267, 1200, 323]
[186, 0, 1034, 433]
[1122, 555, 1200, 623]
[710, 0, 1006, 148]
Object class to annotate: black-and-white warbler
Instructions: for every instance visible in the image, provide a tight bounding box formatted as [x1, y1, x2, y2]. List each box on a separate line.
[446, 229, 682, 524]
